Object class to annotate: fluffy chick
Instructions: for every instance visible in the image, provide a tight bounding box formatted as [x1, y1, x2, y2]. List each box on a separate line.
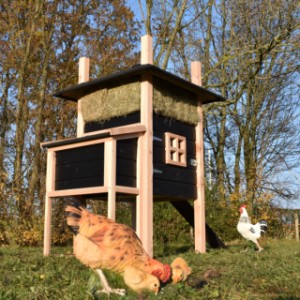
[171, 257, 192, 283]
[123, 266, 160, 295]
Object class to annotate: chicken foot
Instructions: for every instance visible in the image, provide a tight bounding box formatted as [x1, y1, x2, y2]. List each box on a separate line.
[254, 241, 263, 252]
[96, 269, 126, 296]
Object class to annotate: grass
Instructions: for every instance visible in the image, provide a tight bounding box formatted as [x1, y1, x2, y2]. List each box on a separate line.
[1, 239, 300, 299]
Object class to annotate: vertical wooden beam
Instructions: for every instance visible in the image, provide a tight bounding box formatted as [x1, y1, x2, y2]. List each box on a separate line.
[141, 35, 153, 65]
[43, 150, 56, 256]
[191, 61, 206, 253]
[137, 35, 153, 256]
[295, 211, 299, 241]
[104, 139, 117, 220]
[77, 57, 90, 137]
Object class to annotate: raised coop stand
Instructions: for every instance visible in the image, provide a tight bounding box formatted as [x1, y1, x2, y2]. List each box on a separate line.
[41, 35, 225, 257]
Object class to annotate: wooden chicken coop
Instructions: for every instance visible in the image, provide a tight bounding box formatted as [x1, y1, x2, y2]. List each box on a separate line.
[42, 35, 225, 257]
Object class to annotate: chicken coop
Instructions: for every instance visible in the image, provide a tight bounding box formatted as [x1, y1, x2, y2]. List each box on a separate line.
[41, 35, 225, 257]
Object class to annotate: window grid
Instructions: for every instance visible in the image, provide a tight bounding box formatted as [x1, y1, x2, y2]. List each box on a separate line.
[165, 132, 187, 167]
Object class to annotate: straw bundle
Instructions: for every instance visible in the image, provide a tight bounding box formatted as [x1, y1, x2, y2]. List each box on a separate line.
[81, 81, 140, 123]
[81, 78, 199, 125]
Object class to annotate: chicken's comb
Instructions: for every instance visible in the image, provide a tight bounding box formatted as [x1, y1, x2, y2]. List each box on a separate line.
[240, 204, 247, 208]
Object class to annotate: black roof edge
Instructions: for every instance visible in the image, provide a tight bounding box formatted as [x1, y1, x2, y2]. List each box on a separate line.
[53, 64, 226, 103]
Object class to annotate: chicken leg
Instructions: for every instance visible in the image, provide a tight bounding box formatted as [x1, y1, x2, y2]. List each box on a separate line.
[254, 240, 263, 252]
[96, 269, 126, 296]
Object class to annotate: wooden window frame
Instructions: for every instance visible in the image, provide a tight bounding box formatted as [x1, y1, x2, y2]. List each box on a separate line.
[165, 132, 187, 167]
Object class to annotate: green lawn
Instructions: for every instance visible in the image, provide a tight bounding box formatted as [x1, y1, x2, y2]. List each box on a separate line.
[1, 239, 300, 299]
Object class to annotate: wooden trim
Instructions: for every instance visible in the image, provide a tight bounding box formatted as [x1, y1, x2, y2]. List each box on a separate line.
[48, 186, 139, 198]
[141, 35, 153, 65]
[105, 139, 117, 220]
[115, 186, 139, 194]
[110, 124, 146, 136]
[41, 124, 146, 150]
[191, 61, 202, 86]
[43, 150, 56, 256]
[81, 123, 146, 138]
[77, 57, 90, 137]
[165, 132, 187, 167]
[48, 186, 108, 197]
[80, 128, 111, 137]
[191, 61, 206, 253]
[137, 71, 154, 256]
[42, 137, 111, 152]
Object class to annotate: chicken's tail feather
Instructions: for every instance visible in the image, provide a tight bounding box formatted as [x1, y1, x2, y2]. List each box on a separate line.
[65, 197, 85, 235]
[259, 220, 268, 233]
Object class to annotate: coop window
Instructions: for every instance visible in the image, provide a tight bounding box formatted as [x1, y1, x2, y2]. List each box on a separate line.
[165, 132, 187, 167]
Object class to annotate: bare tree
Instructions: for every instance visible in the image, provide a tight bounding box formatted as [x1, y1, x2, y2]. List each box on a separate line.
[139, 0, 300, 209]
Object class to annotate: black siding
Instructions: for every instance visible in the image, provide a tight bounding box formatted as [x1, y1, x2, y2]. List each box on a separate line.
[55, 144, 104, 190]
[153, 114, 197, 199]
[85, 112, 140, 133]
[116, 138, 137, 187]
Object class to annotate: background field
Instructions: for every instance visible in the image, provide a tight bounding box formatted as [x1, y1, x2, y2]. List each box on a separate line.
[1, 239, 300, 300]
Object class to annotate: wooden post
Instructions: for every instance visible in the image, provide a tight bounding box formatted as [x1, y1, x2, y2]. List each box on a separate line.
[137, 35, 154, 256]
[104, 139, 117, 220]
[77, 57, 90, 137]
[295, 211, 299, 241]
[191, 61, 206, 253]
[43, 150, 56, 256]
[141, 35, 153, 64]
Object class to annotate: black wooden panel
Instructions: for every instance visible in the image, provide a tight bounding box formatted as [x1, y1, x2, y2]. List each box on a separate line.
[56, 144, 104, 164]
[153, 114, 196, 140]
[55, 144, 104, 190]
[153, 113, 197, 198]
[116, 138, 137, 187]
[153, 180, 196, 199]
[56, 176, 103, 190]
[56, 159, 103, 180]
[153, 162, 196, 185]
[116, 176, 136, 187]
[117, 139, 137, 159]
[85, 112, 140, 133]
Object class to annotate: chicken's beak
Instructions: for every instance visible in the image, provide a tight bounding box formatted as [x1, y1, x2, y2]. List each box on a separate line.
[172, 276, 180, 283]
[154, 287, 159, 295]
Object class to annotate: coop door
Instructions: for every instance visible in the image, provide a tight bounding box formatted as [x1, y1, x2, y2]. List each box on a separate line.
[165, 132, 187, 167]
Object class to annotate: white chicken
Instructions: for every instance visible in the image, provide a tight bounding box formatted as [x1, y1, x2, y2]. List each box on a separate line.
[237, 205, 268, 251]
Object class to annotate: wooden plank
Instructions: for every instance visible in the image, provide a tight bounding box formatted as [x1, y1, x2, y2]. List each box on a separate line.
[42, 137, 110, 152]
[137, 36, 154, 255]
[43, 150, 56, 256]
[104, 139, 117, 220]
[48, 186, 107, 197]
[141, 35, 153, 64]
[191, 61, 206, 253]
[77, 57, 90, 137]
[110, 124, 145, 136]
[115, 186, 139, 194]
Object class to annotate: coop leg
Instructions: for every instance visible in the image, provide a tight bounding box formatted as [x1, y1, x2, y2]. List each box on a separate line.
[43, 194, 52, 256]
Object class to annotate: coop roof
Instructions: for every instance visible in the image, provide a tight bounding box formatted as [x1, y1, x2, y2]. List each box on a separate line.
[53, 64, 225, 104]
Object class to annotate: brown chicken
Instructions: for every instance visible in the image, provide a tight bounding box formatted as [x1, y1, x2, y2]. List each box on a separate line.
[65, 200, 171, 295]
[171, 257, 192, 283]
